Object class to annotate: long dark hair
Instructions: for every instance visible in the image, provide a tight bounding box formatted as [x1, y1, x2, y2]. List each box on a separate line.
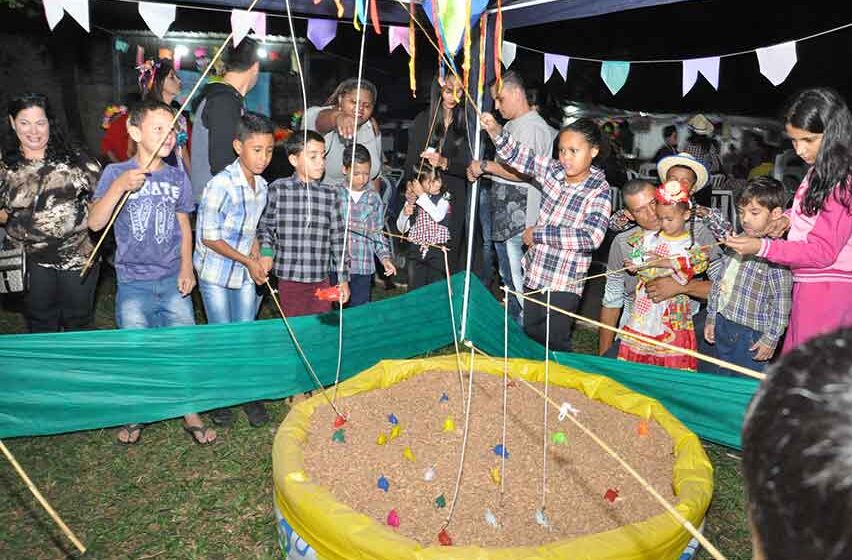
[3, 93, 76, 169]
[427, 77, 468, 152]
[785, 87, 852, 215]
[142, 58, 177, 104]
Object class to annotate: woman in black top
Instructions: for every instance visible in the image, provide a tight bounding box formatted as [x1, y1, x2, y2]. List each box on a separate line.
[404, 74, 473, 273]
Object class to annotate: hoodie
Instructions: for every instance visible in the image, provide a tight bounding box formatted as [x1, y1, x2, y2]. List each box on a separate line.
[190, 81, 244, 203]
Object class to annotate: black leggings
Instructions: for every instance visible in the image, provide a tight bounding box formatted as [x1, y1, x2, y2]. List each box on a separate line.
[26, 261, 99, 333]
[523, 289, 580, 352]
[408, 246, 447, 291]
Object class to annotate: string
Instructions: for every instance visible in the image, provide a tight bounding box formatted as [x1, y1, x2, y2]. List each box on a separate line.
[541, 288, 551, 512]
[81, 0, 264, 276]
[500, 285, 509, 497]
[443, 247, 466, 410]
[504, 287, 766, 379]
[463, 342, 728, 560]
[442, 343, 476, 531]
[415, 102, 443, 181]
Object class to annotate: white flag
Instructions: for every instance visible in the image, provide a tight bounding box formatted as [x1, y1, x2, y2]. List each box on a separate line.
[501, 41, 517, 68]
[231, 9, 267, 47]
[138, 2, 176, 39]
[43, 0, 90, 32]
[757, 41, 797, 86]
[682, 56, 720, 96]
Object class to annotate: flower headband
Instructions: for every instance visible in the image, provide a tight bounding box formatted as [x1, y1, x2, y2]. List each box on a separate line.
[655, 180, 692, 207]
[136, 59, 162, 94]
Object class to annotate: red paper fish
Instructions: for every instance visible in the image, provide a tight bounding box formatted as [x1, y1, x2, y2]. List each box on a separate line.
[637, 420, 650, 437]
[333, 414, 347, 428]
[604, 488, 619, 503]
[315, 286, 341, 302]
[386, 509, 400, 528]
[437, 528, 453, 546]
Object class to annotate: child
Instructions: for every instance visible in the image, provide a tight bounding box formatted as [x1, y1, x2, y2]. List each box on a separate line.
[742, 327, 852, 560]
[396, 164, 451, 290]
[334, 143, 395, 306]
[257, 130, 350, 317]
[479, 114, 611, 352]
[726, 87, 852, 352]
[705, 177, 792, 372]
[194, 111, 274, 428]
[617, 181, 708, 371]
[89, 99, 214, 445]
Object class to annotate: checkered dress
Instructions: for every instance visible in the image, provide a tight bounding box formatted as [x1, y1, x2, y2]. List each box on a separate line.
[257, 175, 349, 282]
[493, 131, 611, 295]
[407, 194, 450, 257]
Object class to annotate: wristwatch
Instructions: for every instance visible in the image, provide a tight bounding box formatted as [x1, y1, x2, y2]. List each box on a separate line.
[479, 160, 488, 174]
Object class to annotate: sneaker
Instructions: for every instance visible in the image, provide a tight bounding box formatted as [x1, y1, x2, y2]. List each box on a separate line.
[210, 407, 235, 427]
[243, 401, 270, 427]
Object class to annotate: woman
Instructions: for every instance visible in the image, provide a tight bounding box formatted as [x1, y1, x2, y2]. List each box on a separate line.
[303, 78, 382, 186]
[404, 74, 472, 273]
[0, 93, 101, 332]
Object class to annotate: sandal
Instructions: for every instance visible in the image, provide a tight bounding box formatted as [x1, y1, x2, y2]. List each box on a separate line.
[184, 423, 217, 445]
[116, 423, 143, 444]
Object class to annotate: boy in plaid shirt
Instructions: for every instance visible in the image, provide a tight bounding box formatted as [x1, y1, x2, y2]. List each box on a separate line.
[258, 130, 350, 316]
[480, 113, 611, 351]
[332, 143, 395, 306]
[706, 177, 792, 373]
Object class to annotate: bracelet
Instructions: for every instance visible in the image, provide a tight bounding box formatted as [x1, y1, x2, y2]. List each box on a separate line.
[479, 160, 488, 174]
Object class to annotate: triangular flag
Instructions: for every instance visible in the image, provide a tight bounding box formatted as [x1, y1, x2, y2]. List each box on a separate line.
[501, 40, 516, 68]
[601, 61, 630, 95]
[423, 0, 488, 56]
[757, 41, 797, 86]
[543, 53, 569, 82]
[43, 0, 90, 32]
[388, 25, 410, 55]
[682, 56, 720, 96]
[231, 9, 267, 47]
[138, 2, 175, 39]
[307, 19, 337, 51]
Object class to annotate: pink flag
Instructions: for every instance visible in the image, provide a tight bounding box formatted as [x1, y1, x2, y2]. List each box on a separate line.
[388, 25, 409, 55]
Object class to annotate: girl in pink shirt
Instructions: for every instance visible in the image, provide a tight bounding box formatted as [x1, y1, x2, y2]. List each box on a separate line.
[727, 88, 852, 353]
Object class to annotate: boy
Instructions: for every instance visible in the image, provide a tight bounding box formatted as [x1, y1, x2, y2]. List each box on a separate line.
[335, 143, 395, 306]
[194, 112, 274, 428]
[742, 327, 852, 560]
[258, 130, 350, 318]
[705, 177, 793, 372]
[89, 99, 215, 445]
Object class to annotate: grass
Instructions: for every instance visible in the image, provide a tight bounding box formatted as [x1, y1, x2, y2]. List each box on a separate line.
[0, 271, 751, 560]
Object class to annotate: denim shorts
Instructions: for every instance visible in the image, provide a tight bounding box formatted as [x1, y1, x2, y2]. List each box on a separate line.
[116, 273, 195, 329]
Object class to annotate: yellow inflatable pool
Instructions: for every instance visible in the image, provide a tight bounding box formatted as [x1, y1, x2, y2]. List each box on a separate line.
[272, 355, 714, 559]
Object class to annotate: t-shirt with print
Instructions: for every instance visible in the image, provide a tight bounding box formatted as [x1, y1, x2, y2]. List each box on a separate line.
[94, 159, 194, 282]
[489, 110, 556, 241]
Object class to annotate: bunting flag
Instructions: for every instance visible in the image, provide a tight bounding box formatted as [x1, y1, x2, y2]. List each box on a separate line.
[423, 0, 488, 60]
[138, 2, 175, 39]
[682, 56, 720, 96]
[501, 40, 517, 68]
[307, 18, 337, 51]
[543, 53, 569, 82]
[114, 38, 130, 53]
[43, 0, 90, 32]
[388, 26, 409, 55]
[601, 61, 630, 95]
[231, 9, 266, 47]
[757, 41, 797, 86]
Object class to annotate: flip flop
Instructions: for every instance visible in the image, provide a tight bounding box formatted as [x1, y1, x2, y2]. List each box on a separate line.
[184, 424, 217, 445]
[116, 423, 143, 444]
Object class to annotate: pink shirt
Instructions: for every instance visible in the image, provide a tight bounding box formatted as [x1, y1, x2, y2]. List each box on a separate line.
[759, 171, 852, 283]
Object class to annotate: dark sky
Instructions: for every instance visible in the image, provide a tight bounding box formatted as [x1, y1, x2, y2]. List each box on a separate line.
[2, 0, 852, 117]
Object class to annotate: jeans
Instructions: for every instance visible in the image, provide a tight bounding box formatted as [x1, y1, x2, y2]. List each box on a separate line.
[199, 280, 262, 324]
[713, 313, 768, 375]
[477, 185, 495, 286]
[26, 261, 99, 333]
[494, 232, 525, 324]
[116, 273, 195, 329]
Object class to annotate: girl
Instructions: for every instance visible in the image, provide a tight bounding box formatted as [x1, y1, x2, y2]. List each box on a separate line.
[479, 114, 611, 352]
[617, 180, 709, 371]
[397, 164, 451, 290]
[138, 58, 191, 171]
[726, 87, 852, 352]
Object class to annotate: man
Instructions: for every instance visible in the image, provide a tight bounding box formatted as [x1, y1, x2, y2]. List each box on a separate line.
[599, 178, 723, 370]
[190, 37, 260, 205]
[467, 71, 556, 324]
[652, 125, 678, 163]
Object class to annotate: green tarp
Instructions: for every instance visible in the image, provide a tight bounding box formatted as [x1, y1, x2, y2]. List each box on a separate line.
[0, 274, 758, 447]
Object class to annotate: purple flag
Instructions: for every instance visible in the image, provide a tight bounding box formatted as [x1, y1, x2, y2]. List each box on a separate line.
[543, 53, 569, 82]
[307, 19, 337, 51]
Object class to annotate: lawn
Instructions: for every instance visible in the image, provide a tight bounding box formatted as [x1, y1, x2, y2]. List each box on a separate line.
[0, 270, 750, 560]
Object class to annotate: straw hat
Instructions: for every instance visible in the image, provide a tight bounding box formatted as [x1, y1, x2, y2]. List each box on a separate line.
[687, 114, 714, 136]
[657, 152, 710, 193]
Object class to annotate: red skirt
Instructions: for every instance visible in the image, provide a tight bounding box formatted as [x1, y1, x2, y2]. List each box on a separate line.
[617, 324, 697, 371]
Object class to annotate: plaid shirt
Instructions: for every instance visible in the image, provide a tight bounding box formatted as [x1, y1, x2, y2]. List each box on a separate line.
[707, 250, 793, 350]
[493, 130, 611, 294]
[337, 186, 391, 275]
[257, 175, 349, 282]
[194, 160, 268, 288]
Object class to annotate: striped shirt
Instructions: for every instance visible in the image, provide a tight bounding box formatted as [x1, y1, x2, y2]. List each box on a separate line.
[257, 175, 349, 283]
[707, 251, 793, 350]
[337, 186, 391, 275]
[194, 160, 268, 288]
[493, 130, 611, 295]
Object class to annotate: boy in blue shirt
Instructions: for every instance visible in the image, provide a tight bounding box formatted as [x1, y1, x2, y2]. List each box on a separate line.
[90, 99, 213, 445]
[194, 112, 274, 427]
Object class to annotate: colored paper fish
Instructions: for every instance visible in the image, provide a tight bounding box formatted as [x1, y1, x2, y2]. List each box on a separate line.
[315, 286, 341, 301]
